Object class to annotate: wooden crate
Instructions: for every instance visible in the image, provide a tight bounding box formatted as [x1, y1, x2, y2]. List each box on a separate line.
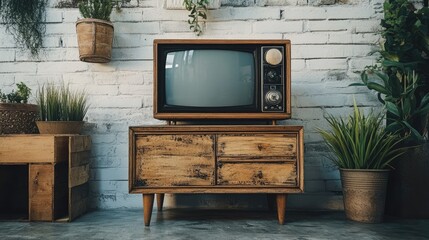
[0, 135, 91, 222]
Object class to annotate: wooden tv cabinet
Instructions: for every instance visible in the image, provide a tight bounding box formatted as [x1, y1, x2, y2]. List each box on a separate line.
[129, 125, 304, 226]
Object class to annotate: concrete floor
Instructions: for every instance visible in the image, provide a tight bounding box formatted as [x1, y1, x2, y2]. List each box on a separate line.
[1, 209, 428, 240]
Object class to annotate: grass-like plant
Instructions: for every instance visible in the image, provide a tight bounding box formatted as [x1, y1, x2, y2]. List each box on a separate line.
[37, 83, 89, 121]
[317, 102, 407, 169]
[78, 0, 113, 21]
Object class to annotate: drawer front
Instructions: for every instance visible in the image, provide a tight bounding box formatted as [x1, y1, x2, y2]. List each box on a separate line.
[217, 134, 297, 159]
[135, 134, 215, 187]
[217, 162, 297, 186]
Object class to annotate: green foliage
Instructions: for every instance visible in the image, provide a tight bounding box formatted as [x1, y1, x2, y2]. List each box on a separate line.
[37, 84, 89, 121]
[352, 67, 429, 142]
[78, 0, 113, 21]
[317, 102, 407, 169]
[183, 0, 209, 36]
[0, 0, 47, 57]
[0, 82, 32, 104]
[381, 0, 429, 79]
[352, 0, 429, 143]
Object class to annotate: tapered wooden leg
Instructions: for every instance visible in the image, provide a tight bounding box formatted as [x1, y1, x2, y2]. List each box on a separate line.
[266, 194, 276, 212]
[276, 194, 287, 225]
[156, 193, 165, 211]
[143, 194, 154, 226]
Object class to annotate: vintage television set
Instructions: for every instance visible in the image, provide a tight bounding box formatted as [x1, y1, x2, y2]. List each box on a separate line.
[153, 39, 291, 120]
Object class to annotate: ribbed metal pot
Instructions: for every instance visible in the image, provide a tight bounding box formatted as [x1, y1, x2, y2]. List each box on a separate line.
[340, 169, 390, 223]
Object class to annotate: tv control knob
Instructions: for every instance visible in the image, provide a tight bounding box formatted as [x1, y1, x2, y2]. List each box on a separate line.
[265, 90, 282, 105]
[266, 70, 278, 82]
[265, 48, 283, 65]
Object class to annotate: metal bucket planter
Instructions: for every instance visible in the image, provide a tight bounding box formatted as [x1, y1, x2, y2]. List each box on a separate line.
[76, 18, 114, 63]
[36, 121, 84, 135]
[0, 103, 39, 134]
[340, 169, 390, 223]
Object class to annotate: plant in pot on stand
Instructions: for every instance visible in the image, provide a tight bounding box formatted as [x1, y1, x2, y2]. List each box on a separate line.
[76, 0, 114, 63]
[0, 82, 39, 134]
[317, 102, 407, 223]
[36, 84, 89, 135]
[352, 0, 429, 218]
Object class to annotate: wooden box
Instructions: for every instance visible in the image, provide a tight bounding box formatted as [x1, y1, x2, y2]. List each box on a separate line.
[0, 135, 91, 222]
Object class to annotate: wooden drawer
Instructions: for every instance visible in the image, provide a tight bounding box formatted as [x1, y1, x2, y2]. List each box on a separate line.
[135, 134, 215, 187]
[217, 134, 297, 159]
[217, 162, 297, 186]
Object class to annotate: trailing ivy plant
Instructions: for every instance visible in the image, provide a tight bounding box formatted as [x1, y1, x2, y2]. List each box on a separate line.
[0, 0, 47, 57]
[183, 0, 209, 36]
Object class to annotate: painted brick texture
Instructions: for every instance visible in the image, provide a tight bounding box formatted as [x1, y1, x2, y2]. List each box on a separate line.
[0, 0, 398, 210]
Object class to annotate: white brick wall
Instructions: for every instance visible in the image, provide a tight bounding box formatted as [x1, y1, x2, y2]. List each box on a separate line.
[0, 0, 398, 211]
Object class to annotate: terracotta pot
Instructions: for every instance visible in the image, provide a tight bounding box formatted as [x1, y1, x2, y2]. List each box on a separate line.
[340, 169, 390, 223]
[385, 143, 429, 218]
[36, 121, 84, 135]
[76, 18, 114, 63]
[0, 103, 39, 134]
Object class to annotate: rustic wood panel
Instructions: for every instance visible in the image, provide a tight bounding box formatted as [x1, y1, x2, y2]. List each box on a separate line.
[136, 134, 214, 156]
[69, 135, 91, 153]
[70, 151, 91, 168]
[69, 182, 89, 221]
[69, 164, 90, 188]
[29, 164, 54, 221]
[136, 135, 215, 187]
[217, 134, 297, 158]
[0, 136, 68, 163]
[217, 162, 297, 186]
[132, 187, 303, 194]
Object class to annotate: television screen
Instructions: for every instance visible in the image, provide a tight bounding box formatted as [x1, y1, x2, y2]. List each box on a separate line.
[164, 50, 255, 107]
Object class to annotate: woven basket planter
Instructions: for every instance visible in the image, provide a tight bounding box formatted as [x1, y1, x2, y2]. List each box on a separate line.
[340, 169, 390, 223]
[0, 103, 39, 134]
[76, 18, 114, 63]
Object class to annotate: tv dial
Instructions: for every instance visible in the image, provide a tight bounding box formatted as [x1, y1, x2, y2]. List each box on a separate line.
[266, 69, 280, 83]
[265, 90, 282, 105]
[265, 48, 283, 65]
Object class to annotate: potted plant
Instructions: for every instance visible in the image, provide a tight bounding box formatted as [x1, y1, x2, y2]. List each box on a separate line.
[317, 102, 407, 223]
[36, 83, 89, 134]
[352, 0, 429, 218]
[76, 0, 114, 63]
[0, 82, 39, 134]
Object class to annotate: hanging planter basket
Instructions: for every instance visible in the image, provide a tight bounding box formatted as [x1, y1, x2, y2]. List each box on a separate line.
[76, 18, 114, 63]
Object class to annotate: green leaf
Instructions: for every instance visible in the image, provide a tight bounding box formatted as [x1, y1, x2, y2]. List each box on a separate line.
[386, 102, 400, 117]
[402, 121, 424, 141]
[367, 82, 389, 94]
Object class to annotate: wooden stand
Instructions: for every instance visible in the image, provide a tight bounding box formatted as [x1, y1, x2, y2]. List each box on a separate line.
[129, 125, 304, 226]
[0, 135, 91, 222]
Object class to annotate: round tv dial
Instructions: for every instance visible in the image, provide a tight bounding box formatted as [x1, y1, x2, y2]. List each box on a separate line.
[265, 90, 282, 105]
[265, 48, 283, 65]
